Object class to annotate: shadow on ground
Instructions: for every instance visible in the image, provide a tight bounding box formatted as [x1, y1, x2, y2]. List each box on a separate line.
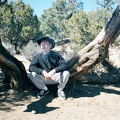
[66, 81, 120, 99]
[0, 78, 120, 114]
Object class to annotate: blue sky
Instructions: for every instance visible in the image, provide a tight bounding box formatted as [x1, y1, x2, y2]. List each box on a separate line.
[21, 0, 97, 16]
[9, 0, 119, 17]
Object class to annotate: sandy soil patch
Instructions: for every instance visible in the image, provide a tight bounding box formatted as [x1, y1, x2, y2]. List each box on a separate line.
[0, 81, 120, 120]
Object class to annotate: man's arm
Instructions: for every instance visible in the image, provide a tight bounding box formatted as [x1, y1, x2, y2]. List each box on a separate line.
[29, 54, 43, 74]
[54, 53, 68, 72]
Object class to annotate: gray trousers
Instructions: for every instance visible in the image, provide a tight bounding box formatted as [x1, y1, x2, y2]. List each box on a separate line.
[29, 71, 70, 92]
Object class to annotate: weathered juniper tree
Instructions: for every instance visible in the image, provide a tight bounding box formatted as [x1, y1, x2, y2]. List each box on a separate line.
[67, 5, 120, 83]
[0, 0, 120, 90]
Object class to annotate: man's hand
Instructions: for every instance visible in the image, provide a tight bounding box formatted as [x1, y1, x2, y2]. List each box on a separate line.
[42, 69, 56, 81]
[42, 70, 48, 76]
[48, 69, 56, 76]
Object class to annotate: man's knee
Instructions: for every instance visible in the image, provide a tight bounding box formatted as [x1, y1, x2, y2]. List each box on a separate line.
[31, 72, 37, 77]
[63, 71, 70, 78]
[29, 72, 37, 81]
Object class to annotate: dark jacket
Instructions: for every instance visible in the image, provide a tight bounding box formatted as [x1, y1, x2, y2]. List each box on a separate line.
[29, 50, 68, 74]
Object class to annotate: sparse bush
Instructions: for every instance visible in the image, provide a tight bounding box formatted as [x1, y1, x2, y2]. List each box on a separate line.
[21, 41, 41, 61]
[62, 50, 76, 61]
[55, 44, 76, 61]
[88, 45, 120, 75]
[2, 42, 16, 55]
[89, 63, 108, 75]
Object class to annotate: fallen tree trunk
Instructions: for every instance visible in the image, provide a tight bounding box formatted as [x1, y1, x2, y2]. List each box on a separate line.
[0, 41, 29, 90]
[67, 5, 120, 83]
[76, 59, 120, 84]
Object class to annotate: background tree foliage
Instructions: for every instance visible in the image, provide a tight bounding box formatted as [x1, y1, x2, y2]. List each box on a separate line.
[39, 0, 118, 50]
[64, 10, 90, 47]
[39, 0, 83, 41]
[95, 0, 117, 10]
[0, 0, 40, 53]
[0, 0, 118, 52]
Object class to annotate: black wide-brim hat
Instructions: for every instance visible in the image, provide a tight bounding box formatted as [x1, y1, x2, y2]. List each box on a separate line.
[37, 36, 55, 49]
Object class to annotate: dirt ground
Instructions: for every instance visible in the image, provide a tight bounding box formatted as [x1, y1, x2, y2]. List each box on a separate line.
[0, 54, 120, 120]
